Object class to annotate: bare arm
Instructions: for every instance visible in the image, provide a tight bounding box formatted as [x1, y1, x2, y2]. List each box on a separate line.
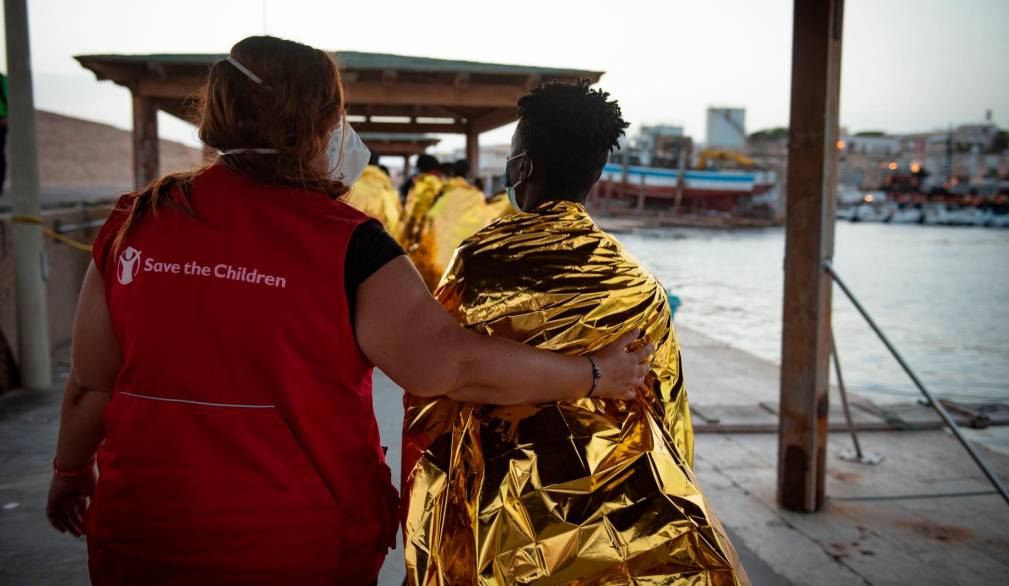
[355, 256, 650, 403]
[48, 263, 121, 536]
[54, 262, 121, 468]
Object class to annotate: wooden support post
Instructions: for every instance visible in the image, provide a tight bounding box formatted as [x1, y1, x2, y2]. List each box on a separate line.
[674, 146, 686, 214]
[403, 154, 411, 177]
[637, 172, 647, 212]
[778, 0, 844, 513]
[5, 0, 52, 389]
[132, 93, 160, 190]
[465, 125, 480, 176]
[620, 150, 630, 209]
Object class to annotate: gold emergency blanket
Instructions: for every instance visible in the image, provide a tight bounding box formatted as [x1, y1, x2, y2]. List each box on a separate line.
[343, 165, 403, 233]
[401, 174, 447, 288]
[428, 178, 492, 283]
[403, 200, 749, 585]
[402, 176, 506, 290]
[485, 192, 516, 225]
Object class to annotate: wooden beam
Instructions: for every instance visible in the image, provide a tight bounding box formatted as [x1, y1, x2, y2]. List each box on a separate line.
[146, 61, 168, 81]
[75, 58, 141, 87]
[355, 121, 466, 134]
[347, 103, 460, 118]
[152, 98, 190, 122]
[138, 76, 205, 99]
[465, 124, 480, 175]
[349, 81, 525, 108]
[471, 107, 519, 134]
[132, 92, 160, 190]
[778, 0, 844, 513]
[368, 142, 436, 156]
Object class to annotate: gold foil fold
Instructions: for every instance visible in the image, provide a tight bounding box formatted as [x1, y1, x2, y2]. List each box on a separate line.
[403, 200, 749, 585]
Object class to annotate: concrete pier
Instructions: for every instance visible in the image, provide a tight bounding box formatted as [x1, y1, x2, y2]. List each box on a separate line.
[2, 328, 1007, 584]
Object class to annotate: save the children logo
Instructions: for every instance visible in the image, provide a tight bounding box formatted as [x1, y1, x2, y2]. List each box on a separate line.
[117, 246, 142, 285]
[115, 249, 288, 289]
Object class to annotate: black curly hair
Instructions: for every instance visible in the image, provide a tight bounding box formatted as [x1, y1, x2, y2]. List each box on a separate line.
[515, 79, 629, 199]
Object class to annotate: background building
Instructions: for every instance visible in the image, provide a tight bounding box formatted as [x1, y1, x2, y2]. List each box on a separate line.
[705, 107, 746, 149]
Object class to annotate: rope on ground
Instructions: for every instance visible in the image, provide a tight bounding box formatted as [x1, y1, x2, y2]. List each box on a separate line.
[10, 215, 93, 253]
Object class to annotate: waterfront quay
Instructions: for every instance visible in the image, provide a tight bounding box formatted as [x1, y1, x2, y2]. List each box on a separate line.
[3, 327, 1006, 585]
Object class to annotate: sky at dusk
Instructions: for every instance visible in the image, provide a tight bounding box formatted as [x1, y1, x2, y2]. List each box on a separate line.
[4, 0, 1008, 150]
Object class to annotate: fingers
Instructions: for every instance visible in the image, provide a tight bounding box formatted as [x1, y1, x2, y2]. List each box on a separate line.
[49, 503, 85, 537]
[47, 508, 66, 533]
[68, 498, 87, 537]
[590, 327, 656, 401]
[612, 329, 641, 351]
[48, 505, 70, 534]
[629, 342, 654, 364]
[65, 510, 83, 537]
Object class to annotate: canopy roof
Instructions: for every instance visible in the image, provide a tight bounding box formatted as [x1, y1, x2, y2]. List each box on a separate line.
[75, 51, 604, 136]
[359, 132, 440, 157]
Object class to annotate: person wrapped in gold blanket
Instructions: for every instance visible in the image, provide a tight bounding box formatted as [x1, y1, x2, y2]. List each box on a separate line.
[342, 164, 403, 234]
[402, 81, 749, 585]
[402, 164, 505, 290]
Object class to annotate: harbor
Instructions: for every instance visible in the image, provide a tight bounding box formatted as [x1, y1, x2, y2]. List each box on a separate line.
[0, 0, 1007, 584]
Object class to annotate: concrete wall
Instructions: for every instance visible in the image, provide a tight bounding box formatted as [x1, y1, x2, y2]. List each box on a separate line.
[0, 203, 113, 387]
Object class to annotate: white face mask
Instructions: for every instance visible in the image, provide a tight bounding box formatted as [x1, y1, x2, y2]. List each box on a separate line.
[325, 119, 371, 186]
[217, 119, 371, 187]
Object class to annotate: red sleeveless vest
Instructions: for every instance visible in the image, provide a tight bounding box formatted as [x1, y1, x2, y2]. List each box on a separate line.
[87, 165, 397, 583]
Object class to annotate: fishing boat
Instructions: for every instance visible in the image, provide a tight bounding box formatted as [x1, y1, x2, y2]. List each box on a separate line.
[889, 204, 924, 224]
[984, 210, 1009, 227]
[852, 202, 891, 222]
[596, 164, 777, 211]
[925, 204, 984, 226]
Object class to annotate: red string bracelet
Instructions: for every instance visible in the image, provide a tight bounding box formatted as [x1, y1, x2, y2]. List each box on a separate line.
[52, 455, 96, 478]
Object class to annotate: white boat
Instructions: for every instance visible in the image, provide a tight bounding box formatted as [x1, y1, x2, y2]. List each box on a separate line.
[853, 203, 891, 222]
[890, 205, 923, 224]
[984, 211, 1009, 228]
[836, 207, 857, 221]
[598, 164, 777, 209]
[923, 204, 953, 225]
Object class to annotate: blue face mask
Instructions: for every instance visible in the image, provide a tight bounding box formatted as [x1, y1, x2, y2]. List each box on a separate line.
[502, 152, 527, 211]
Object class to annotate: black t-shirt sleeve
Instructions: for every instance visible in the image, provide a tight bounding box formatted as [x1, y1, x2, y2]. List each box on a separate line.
[344, 220, 406, 320]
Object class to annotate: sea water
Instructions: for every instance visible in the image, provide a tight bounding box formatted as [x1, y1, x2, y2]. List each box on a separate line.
[620, 222, 1009, 405]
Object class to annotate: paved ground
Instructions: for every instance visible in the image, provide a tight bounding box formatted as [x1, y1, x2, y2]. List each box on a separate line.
[0, 366, 787, 585]
[5, 326, 1003, 584]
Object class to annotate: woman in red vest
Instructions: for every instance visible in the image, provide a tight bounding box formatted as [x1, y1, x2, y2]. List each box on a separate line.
[44, 36, 650, 585]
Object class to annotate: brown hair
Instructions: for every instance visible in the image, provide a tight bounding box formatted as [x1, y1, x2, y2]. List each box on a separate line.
[113, 36, 348, 252]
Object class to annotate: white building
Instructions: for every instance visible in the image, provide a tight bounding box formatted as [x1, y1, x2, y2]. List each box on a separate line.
[840, 134, 901, 156]
[706, 107, 746, 149]
[635, 125, 684, 166]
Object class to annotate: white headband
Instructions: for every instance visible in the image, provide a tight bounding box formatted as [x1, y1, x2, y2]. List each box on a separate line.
[226, 56, 264, 85]
[219, 148, 279, 155]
